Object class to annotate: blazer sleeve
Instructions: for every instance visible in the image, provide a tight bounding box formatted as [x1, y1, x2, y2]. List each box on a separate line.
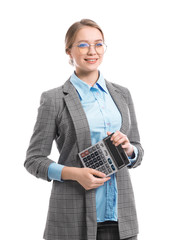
[24, 91, 56, 181]
[126, 88, 144, 169]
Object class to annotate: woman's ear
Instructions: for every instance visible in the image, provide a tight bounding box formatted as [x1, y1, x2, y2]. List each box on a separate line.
[66, 48, 72, 57]
[66, 50, 74, 66]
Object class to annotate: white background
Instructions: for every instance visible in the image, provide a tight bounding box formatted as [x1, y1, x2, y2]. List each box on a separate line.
[0, 0, 173, 239]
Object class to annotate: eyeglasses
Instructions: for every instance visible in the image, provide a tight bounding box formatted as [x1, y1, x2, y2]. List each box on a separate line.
[72, 42, 107, 55]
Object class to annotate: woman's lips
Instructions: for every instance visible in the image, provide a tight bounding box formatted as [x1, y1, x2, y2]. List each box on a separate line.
[84, 58, 98, 64]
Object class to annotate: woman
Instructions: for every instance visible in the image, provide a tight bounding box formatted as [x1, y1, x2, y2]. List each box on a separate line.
[24, 19, 144, 240]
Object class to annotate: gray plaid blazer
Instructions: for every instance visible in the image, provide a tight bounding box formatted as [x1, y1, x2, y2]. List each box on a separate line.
[24, 78, 144, 240]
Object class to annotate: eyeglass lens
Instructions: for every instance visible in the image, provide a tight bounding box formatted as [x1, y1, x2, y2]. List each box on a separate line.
[78, 43, 106, 55]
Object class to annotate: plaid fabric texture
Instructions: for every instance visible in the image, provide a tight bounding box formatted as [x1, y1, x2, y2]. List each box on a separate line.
[24, 79, 144, 240]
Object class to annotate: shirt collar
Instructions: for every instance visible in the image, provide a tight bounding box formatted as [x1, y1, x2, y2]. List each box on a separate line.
[70, 71, 108, 100]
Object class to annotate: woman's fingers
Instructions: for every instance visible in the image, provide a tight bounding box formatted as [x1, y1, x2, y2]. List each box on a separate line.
[110, 132, 127, 146]
[75, 168, 110, 190]
[91, 169, 106, 178]
[107, 131, 134, 156]
[115, 136, 128, 146]
[91, 169, 110, 184]
[89, 169, 111, 187]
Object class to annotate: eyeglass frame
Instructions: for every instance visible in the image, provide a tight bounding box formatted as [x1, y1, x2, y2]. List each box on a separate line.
[71, 42, 107, 55]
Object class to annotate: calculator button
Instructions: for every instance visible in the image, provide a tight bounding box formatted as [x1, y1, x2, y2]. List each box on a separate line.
[93, 158, 97, 163]
[111, 165, 115, 171]
[80, 152, 85, 158]
[92, 146, 96, 151]
[88, 148, 93, 153]
[96, 144, 100, 149]
[87, 155, 91, 160]
[91, 153, 95, 158]
[95, 162, 99, 168]
[103, 158, 107, 163]
[108, 158, 112, 164]
[105, 163, 109, 168]
[104, 150, 108, 156]
[108, 167, 112, 173]
[90, 164, 95, 169]
[86, 162, 90, 167]
[99, 160, 103, 166]
[89, 160, 93, 165]
[98, 149, 102, 154]
[100, 143, 104, 147]
[83, 157, 87, 162]
[101, 166, 105, 171]
[84, 150, 89, 156]
[97, 156, 101, 161]
[94, 151, 98, 156]
[97, 167, 102, 172]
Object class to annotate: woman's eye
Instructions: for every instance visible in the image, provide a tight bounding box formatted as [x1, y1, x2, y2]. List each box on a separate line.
[78, 43, 88, 48]
[96, 43, 103, 47]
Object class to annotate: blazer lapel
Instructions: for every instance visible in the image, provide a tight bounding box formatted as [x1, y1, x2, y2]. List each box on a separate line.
[63, 79, 92, 152]
[63, 79, 97, 233]
[62, 78, 130, 152]
[106, 80, 130, 134]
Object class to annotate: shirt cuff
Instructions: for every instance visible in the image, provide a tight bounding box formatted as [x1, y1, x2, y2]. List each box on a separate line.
[48, 163, 65, 182]
[128, 146, 138, 165]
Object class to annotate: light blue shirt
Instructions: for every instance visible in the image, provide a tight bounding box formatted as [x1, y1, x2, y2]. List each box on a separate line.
[48, 71, 138, 222]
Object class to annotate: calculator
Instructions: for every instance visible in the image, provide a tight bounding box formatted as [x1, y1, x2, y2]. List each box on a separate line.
[78, 134, 130, 177]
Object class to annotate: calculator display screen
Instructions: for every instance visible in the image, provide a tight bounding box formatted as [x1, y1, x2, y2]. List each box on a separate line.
[104, 138, 125, 168]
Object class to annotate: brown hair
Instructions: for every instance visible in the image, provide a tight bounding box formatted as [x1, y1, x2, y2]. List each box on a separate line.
[65, 19, 105, 56]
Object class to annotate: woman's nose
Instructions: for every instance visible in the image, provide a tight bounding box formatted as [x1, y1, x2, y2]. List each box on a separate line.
[87, 45, 97, 55]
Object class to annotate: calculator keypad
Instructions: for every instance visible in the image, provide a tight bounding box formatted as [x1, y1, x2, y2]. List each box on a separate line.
[79, 141, 117, 176]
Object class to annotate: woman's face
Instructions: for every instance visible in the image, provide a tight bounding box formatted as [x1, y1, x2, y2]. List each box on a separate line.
[69, 26, 104, 74]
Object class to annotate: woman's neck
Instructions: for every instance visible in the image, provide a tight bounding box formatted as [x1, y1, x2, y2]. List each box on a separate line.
[75, 69, 99, 86]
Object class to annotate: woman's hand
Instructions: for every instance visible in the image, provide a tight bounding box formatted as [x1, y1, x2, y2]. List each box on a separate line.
[61, 166, 110, 190]
[107, 131, 134, 157]
[74, 168, 110, 190]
